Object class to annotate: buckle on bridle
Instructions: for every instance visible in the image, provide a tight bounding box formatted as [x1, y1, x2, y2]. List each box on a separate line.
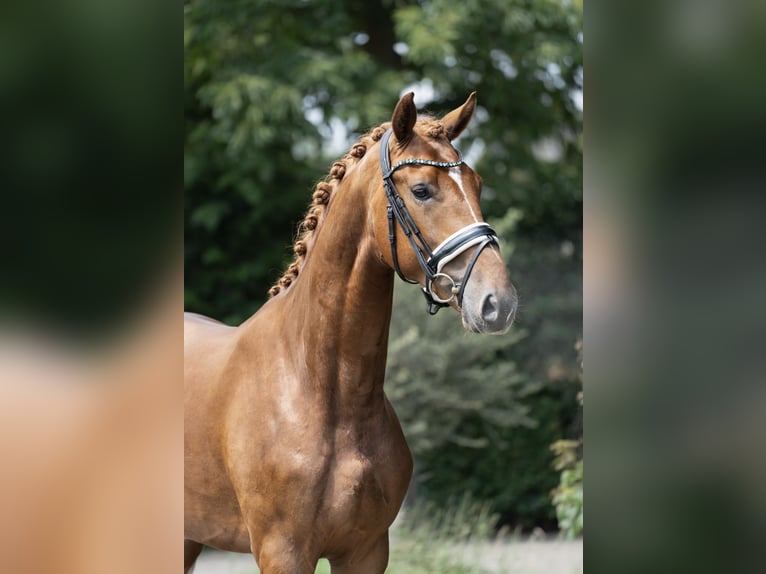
[421, 288, 451, 315]
[429, 272, 460, 304]
[420, 273, 460, 315]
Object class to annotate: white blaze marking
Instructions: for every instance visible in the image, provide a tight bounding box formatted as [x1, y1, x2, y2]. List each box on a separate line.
[447, 167, 503, 264]
[448, 167, 479, 222]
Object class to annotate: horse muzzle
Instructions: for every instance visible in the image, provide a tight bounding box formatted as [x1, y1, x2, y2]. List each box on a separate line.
[460, 274, 518, 334]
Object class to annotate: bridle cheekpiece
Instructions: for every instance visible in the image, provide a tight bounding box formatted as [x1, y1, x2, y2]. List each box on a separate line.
[379, 128, 500, 315]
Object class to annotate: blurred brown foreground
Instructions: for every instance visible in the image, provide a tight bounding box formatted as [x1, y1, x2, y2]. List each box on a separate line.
[0, 271, 183, 574]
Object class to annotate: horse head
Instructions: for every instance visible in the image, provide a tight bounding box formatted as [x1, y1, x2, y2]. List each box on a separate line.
[371, 92, 517, 334]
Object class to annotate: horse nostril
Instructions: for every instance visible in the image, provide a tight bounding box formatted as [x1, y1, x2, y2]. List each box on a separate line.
[482, 294, 499, 323]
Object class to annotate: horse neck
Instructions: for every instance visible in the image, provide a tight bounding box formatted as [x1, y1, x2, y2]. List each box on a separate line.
[282, 164, 395, 410]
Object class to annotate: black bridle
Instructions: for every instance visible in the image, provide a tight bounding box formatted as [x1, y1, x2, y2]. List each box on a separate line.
[379, 128, 500, 315]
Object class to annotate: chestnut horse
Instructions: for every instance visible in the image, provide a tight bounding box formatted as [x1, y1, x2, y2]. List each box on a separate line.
[184, 92, 517, 573]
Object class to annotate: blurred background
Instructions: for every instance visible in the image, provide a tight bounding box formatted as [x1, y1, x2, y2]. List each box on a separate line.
[0, 1, 181, 573]
[586, 1, 766, 572]
[184, 0, 583, 554]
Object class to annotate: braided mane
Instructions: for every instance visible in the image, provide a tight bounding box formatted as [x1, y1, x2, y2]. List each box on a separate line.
[268, 117, 446, 297]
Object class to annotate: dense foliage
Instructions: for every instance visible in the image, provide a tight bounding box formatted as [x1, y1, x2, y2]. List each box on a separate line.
[185, 0, 582, 530]
[551, 438, 583, 538]
[387, 212, 581, 530]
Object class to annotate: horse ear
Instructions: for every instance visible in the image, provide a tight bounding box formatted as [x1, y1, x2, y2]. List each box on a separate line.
[392, 92, 417, 143]
[442, 92, 477, 141]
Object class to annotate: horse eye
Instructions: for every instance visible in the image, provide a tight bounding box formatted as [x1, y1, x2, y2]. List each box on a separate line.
[411, 185, 432, 200]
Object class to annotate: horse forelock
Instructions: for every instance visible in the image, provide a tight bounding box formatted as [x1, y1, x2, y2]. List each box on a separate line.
[267, 116, 447, 298]
[415, 117, 445, 140]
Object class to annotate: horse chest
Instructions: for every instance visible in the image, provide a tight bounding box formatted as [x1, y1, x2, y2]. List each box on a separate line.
[323, 450, 398, 531]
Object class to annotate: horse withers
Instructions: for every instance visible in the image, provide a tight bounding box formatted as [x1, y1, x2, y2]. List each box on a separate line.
[184, 92, 517, 573]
